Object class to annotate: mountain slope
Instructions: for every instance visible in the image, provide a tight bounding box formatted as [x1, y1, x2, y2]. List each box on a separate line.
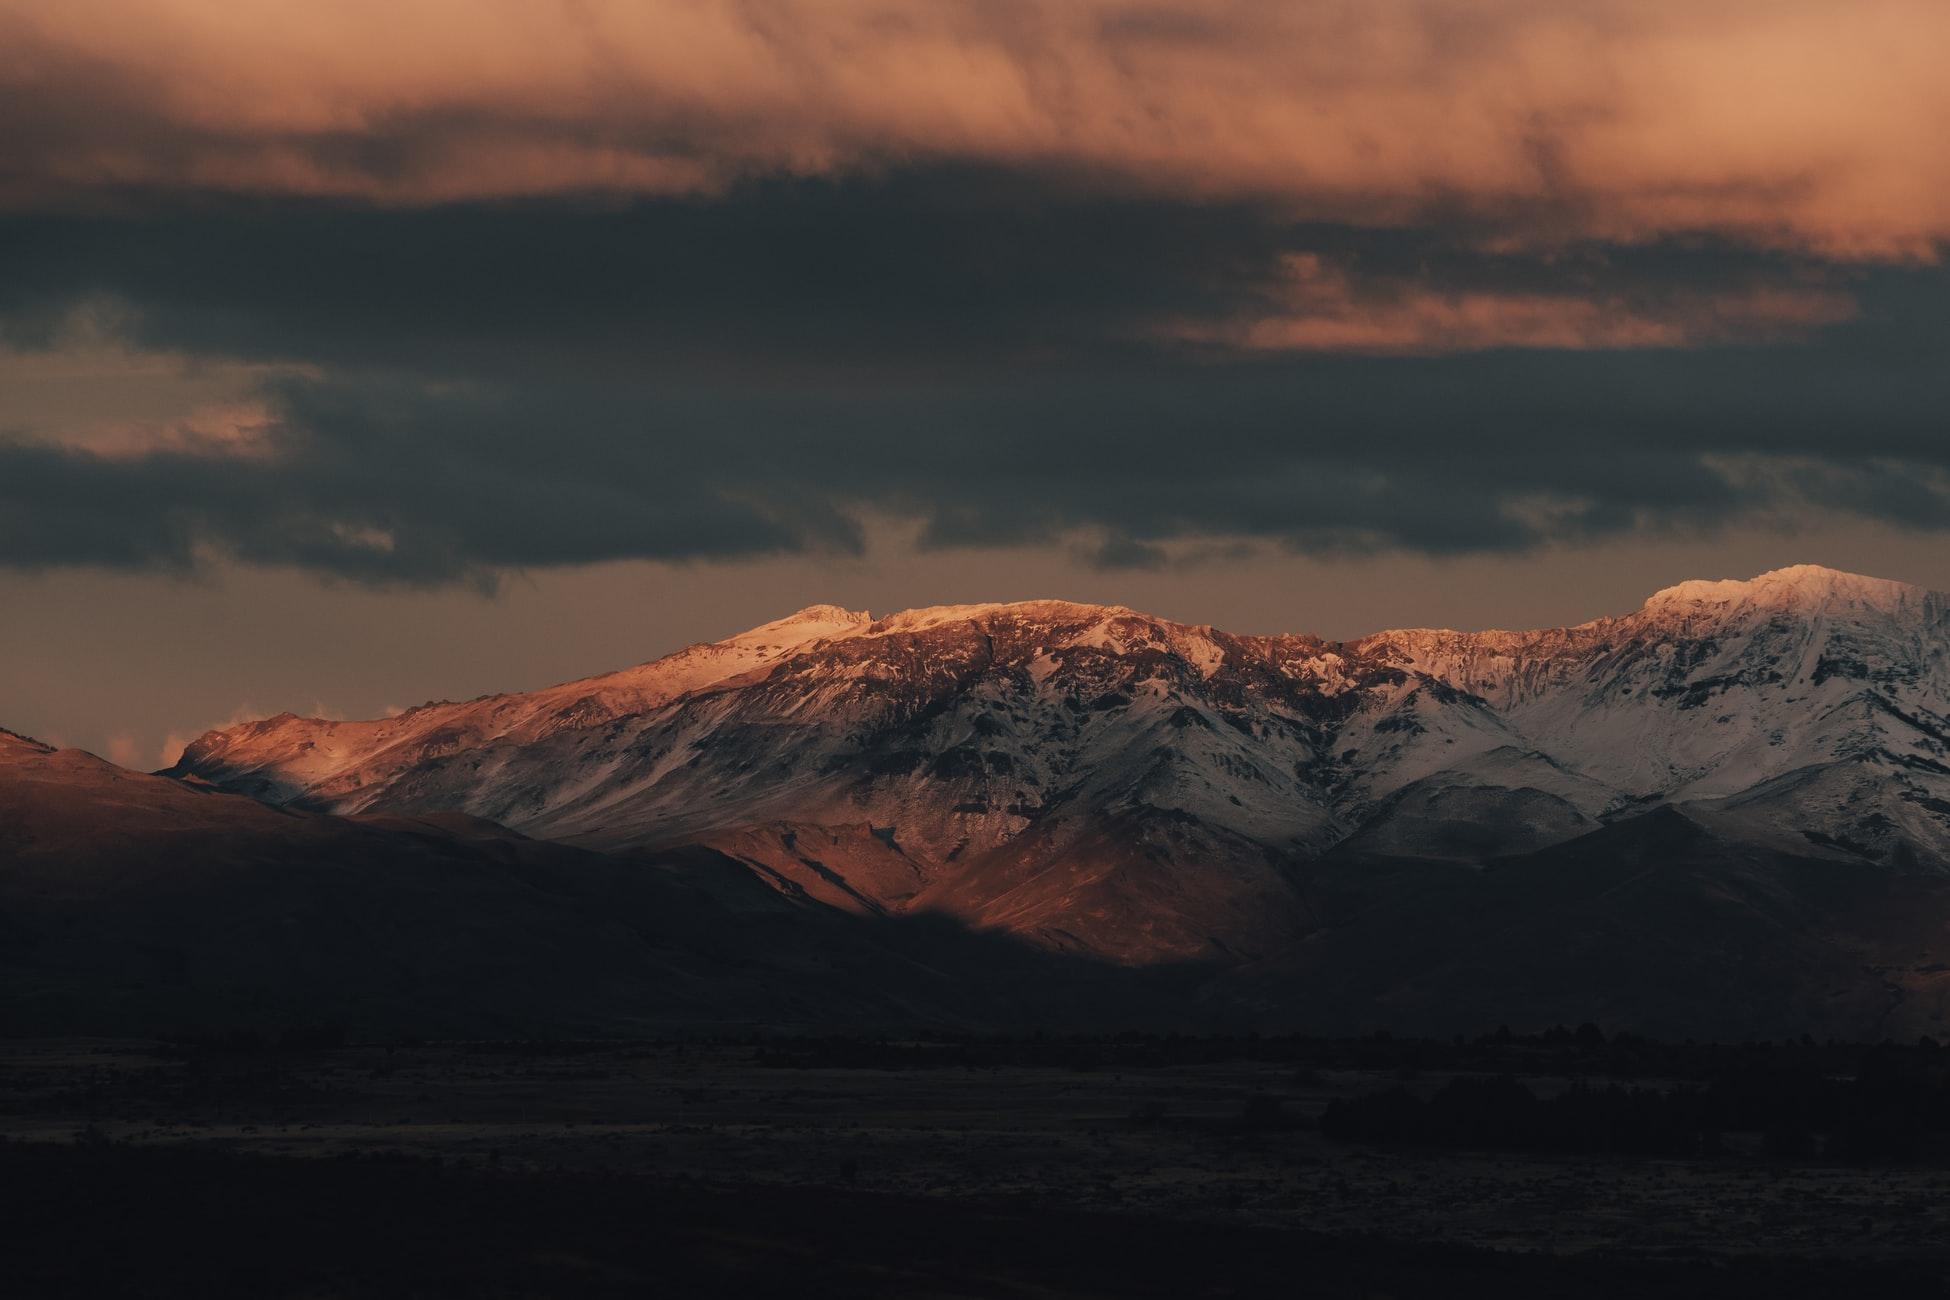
[171, 567, 1950, 967]
[1242, 807, 1950, 1041]
[1, 729, 1173, 1037]
[22, 721, 1950, 1040]
[1362, 565, 1950, 802]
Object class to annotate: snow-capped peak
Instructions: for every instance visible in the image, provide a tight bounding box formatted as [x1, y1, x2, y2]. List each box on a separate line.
[775, 603, 875, 628]
[868, 599, 1136, 634]
[1639, 565, 1925, 619]
[722, 604, 874, 650]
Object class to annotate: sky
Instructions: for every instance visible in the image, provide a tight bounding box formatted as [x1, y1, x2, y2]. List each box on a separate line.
[3, 1, 1949, 765]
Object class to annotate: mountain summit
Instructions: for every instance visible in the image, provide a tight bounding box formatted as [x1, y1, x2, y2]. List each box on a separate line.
[1641, 564, 1927, 616]
[173, 566, 1950, 965]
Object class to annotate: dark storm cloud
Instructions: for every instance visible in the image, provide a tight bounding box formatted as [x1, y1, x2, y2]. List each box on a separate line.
[0, 173, 1868, 374]
[0, 173, 1288, 371]
[4, 312, 1948, 586]
[0, 170, 1946, 586]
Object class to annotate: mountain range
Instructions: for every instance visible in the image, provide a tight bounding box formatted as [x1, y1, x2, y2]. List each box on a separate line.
[9, 565, 1950, 1039]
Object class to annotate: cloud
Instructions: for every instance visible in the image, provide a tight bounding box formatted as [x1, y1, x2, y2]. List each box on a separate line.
[0, 375, 855, 584]
[5, 12, 1950, 587]
[3, 318, 1949, 585]
[0, 304, 308, 453]
[1166, 253, 1858, 354]
[0, 183, 1873, 374]
[18, 395, 283, 460]
[3, 1, 1948, 256]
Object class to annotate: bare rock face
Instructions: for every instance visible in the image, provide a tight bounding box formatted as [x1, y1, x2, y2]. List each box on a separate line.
[171, 567, 1950, 966]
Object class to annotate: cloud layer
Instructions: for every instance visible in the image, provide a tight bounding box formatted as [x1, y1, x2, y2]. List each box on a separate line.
[6, 1, 1949, 256]
[4, 4, 1950, 586]
[4, 297, 1948, 584]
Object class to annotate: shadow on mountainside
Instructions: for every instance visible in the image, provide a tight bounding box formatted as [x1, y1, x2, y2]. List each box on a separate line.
[1247, 806, 1950, 1041]
[2, 734, 1222, 1038]
[10, 733, 1950, 1041]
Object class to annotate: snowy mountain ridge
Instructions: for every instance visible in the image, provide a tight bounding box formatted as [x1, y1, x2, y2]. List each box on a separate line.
[171, 566, 1950, 961]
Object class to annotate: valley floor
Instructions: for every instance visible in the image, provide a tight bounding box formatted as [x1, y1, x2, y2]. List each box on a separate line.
[3, 1038, 1948, 1297]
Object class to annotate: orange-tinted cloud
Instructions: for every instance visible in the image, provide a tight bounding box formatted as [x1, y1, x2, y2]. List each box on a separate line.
[4, 1, 1946, 258]
[1168, 253, 1858, 354]
[103, 732, 142, 768]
